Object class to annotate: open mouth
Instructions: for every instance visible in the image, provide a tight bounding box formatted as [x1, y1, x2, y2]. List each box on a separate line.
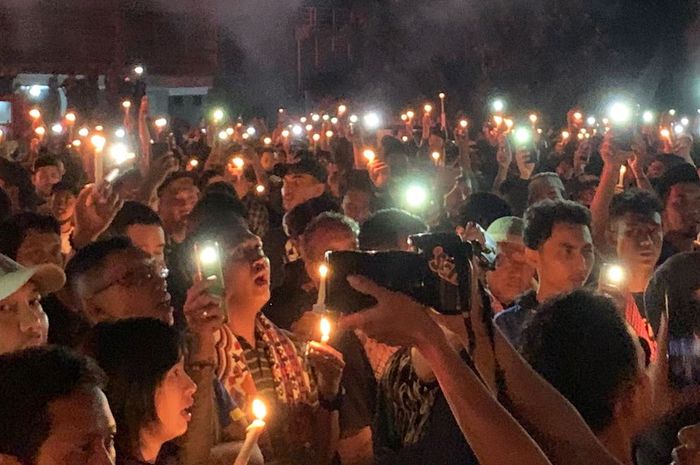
[181, 406, 193, 421]
[254, 275, 268, 287]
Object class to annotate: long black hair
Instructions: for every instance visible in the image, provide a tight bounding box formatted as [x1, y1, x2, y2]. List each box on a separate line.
[89, 318, 184, 457]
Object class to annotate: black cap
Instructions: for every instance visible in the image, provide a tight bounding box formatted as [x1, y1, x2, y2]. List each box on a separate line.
[281, 157, 327, 184]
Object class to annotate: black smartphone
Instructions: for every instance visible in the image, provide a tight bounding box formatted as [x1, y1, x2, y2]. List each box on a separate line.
[151, 142, 169, 160]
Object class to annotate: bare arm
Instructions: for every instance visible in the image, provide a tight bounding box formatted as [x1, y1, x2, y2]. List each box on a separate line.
[590, 134, 627, 255]
[340, 276, 552, 465]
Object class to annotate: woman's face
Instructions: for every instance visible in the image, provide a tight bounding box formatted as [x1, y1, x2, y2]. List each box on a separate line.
[0, 282, 48, 355]
[152, 358, 196, 442]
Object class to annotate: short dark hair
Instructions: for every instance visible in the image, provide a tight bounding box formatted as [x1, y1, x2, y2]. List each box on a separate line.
[0, 212, 60, 260]
[358, 208, 427, 251]
[302, 212, 359, 248]
[0, 158, 40, 211]
[609, 188, 663, 220]
[656, 163, 700, 203]
[51, 180, 80, 196]
[88, 318, 183, 457]
[521, 289, 639, 433]
[283, 195, 341, 239]
[32, 155, 61, 173]
[523, 199, 591, 250]
[65, 237, 133, 297]
[157, 172, 198, 197]
[457, 192, 512, 229]
[109, 201, 162, 236]
[0, 346, 106, 464]
[186, 193, 251, 255]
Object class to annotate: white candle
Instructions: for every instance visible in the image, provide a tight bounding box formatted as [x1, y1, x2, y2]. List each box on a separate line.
[618, 165, 627, 189]
[233, 399, 267, 465]
[91, 135, 106, 183]
[314, 264, 329, 312]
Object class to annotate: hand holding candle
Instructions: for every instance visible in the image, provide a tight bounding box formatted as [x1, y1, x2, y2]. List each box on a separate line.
[233, 398, 267, 465]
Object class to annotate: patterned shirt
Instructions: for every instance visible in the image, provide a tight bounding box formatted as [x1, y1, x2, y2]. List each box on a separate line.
[242, 193, 270, 238]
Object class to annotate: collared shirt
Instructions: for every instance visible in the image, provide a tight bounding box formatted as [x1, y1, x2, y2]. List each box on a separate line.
[493, 290, 539, 348]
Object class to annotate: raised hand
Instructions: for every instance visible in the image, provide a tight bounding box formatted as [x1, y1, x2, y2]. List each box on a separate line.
[72, 183, 123, 249]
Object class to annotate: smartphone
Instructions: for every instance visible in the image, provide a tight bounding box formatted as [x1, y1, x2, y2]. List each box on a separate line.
[193, 241, 227, 322]
[598, 263, 628, 291]
[669, 338, 700, 388]
[104, 168, 120, 184]
[151, 142, 169, 160]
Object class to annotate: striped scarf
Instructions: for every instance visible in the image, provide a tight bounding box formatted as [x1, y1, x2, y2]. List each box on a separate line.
[215, 313, 314, 408]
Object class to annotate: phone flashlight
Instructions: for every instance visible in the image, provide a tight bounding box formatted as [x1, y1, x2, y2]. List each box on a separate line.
[194, 241, 227, 322]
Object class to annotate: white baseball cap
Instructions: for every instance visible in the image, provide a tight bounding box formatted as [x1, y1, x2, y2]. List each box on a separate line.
[0, 254, 65, 301]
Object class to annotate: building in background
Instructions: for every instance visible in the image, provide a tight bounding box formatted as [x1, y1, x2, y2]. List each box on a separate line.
[0, 0, 218, 124]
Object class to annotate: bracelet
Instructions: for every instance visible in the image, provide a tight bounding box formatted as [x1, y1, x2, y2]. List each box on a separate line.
[318, 386, 345, 411]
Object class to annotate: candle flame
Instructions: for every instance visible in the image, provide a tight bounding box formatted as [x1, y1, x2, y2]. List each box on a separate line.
[318, 264, 329, 279]
[232, 157, 245, 169]
[29, 109, 41, 119]
[423, 104, 432, 113]
[431, 151, 441, 160]
[363, 149, 376, 162]
[252, 398, 267, 421]
[320, 317, 331, 344]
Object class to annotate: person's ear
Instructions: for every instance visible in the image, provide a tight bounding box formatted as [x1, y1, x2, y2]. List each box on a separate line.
[524, 247, 539, 269]
[0, 453, 24, 465]
[312, 182, 325, 197]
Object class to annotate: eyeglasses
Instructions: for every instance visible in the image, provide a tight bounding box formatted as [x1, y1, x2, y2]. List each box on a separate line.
[91, 263, 169, 296]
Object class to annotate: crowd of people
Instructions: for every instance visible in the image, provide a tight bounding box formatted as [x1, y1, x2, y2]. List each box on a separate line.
[2, 84, 700, 465]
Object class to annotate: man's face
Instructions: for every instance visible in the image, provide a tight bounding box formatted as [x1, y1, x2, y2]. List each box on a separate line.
[282, 173, 324, 211]
[486, 239, 536, 306]
[0, 282, 48, 355]
[16, 230, 63, 268]
[51, 191, 77, 224]
[530, 223, 595, 295]
[82, 248, 173, 326]
[223, 235, 271, 312]
[342, 190, 372, 224]
[664, 183, 700, 236]
[35, 387, 116, 465]
[611, 212, 663, 270]
[125, 224, 166, 267]
[530, 177, 566, 205]
[158, 179, 199, 233]
[302, 229, 358, 288]
[646, 161, 666, 180]
[33, 166, 62, 198]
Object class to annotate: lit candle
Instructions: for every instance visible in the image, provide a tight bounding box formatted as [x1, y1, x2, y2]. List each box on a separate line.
[431, 151, 441, 167]
[320, 317, 331, 344]
[363, 149, 376, 164]
[618, 165, 627, 189]
[423, 104, 432, 114]
[91, 135, 106, 182]
[438, 92, 446, 129]
[314, 264, 329, 312]
[233, 398, 267, 465]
